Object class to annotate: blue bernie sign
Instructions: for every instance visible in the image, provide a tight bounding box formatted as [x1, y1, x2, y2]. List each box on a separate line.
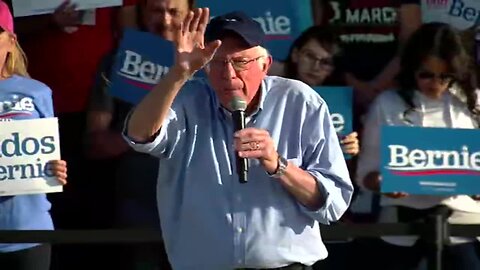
[381, 126, 480, 195]
[313, 86, 353, 136]
[109, 28, 175, 104]
[197, 0, 313, 60]
[313, 86, 353, 159]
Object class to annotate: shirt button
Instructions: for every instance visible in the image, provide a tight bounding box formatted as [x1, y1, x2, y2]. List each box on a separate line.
[237, 227, 243, 233]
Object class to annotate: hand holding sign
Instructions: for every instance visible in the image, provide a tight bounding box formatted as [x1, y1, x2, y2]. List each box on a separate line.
[48, 160, 68, 185]
[364, 171, 409, 198]
[340, 131, 359, 156]
[52, 1, 81, 27]
[384, 192, 409, 199]
[174, 8, 221, 75]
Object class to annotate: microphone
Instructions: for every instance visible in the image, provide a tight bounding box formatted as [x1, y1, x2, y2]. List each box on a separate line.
[230, 96, 248, 184]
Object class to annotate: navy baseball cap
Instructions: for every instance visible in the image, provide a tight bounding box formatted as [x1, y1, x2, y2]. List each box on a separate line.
[205, 11, 266, 47]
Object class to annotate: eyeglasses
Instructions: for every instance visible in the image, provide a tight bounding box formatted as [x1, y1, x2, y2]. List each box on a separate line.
[208, 56, 264, 72]
[416, 70, 455, 84]
[300, 50, 334, 69]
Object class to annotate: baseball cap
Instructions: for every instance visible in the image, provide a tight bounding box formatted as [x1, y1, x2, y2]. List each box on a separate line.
[205, 11, 265, 47]
[0, 1, 13, 33]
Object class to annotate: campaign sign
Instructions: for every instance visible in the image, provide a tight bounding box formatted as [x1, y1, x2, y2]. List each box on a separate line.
[197, 0, 314, 60]
[381, 126, 480, 195]
[12, 0, 121, 17]
[0, 118, 62, 196]
[313, 86, 353, 159]
[109, 28, 175, 105]
[421, 0, 480, 31]
[313, 87, 353, 134]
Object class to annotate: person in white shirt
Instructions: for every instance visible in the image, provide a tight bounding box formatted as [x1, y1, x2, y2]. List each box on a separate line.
[356, 22, 480, 270]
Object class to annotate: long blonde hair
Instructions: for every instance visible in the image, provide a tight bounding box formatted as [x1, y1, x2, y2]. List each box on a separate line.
[4, 40, 28, 77]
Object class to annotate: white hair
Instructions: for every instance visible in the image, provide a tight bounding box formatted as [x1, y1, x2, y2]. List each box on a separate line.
[254, 46, 270, 70]
[255, 46, 270, 57]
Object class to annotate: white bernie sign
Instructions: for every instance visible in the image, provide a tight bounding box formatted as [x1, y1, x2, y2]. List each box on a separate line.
[0, 118, 62, 196]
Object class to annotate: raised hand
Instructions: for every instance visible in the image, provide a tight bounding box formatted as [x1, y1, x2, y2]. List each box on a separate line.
[173, 8, 222, 75]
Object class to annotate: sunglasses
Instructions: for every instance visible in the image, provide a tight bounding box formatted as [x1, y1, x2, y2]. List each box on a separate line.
[416, 71, 455, 84]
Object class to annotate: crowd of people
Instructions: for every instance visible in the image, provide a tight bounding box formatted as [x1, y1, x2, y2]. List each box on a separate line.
[0, 0, 479, 269]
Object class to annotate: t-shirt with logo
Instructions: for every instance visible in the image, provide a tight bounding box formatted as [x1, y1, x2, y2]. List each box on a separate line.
[320, 0, 416, 81]
[0, 75, 55, 252]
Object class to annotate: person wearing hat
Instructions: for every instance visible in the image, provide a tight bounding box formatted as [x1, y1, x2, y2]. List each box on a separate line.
[0, 2, 68, 270]
[124, 8, 353, 270]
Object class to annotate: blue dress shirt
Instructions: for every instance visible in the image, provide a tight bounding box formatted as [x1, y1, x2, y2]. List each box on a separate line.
[124, 76, 353, 270]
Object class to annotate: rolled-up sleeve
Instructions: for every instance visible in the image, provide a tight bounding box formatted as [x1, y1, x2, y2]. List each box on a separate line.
[299, 102, 354, 224]
[121, 79, 208, 159]
[122, 105, 186, 159]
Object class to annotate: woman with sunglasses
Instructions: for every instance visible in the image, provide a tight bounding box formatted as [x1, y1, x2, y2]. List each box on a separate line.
[356, 22, 480, 270]
[283, 25, 360, 158]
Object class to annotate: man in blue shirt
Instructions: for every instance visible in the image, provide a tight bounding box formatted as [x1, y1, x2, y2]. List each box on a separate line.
[124, 8, 353, 270]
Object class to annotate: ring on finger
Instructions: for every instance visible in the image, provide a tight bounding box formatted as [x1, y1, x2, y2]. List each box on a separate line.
[249, 141, 260, 151]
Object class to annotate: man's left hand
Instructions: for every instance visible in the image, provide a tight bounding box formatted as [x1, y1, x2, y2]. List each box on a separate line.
[234, 128, 278, 174]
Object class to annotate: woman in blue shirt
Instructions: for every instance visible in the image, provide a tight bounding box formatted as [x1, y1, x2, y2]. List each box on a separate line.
[0, 2, 68, 270]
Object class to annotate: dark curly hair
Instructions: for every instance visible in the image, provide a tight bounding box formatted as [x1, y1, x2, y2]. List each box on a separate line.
[397, 22, 478, 120]
[284, 25, 340, 80]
